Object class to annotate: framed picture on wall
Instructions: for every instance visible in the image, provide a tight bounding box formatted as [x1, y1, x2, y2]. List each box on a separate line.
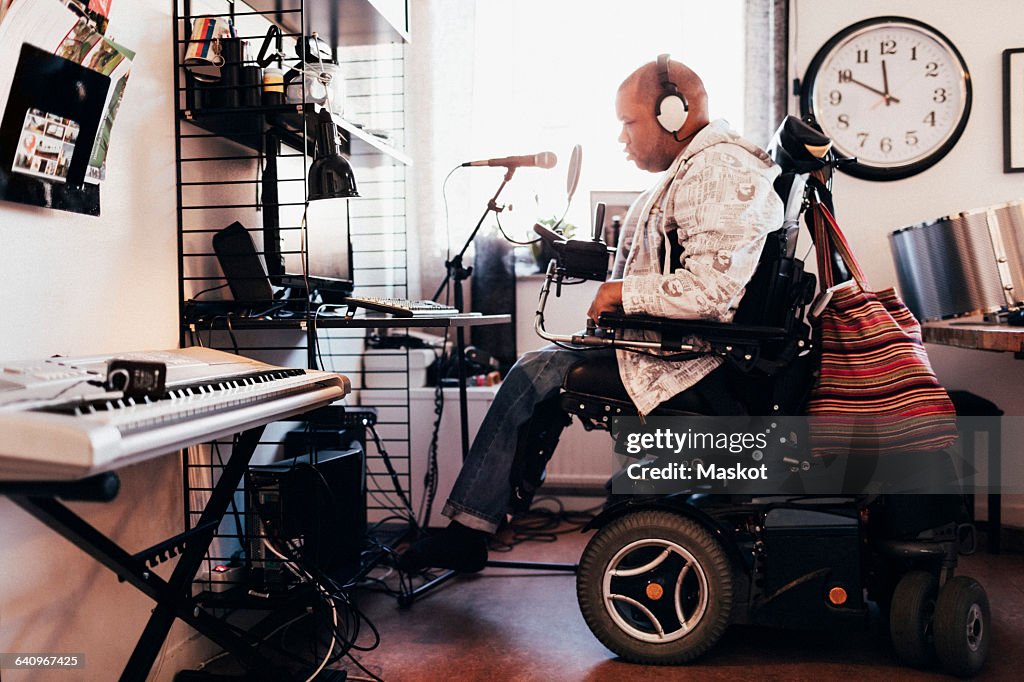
[590, 190, 641, 250]
[1003, 48, 1024, 172]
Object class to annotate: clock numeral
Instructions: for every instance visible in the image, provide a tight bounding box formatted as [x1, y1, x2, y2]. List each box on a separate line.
[933, 87, 948, 103]
[880, 137, 893, 153]
[829, 90, 842, 106]
[925, 62, 939, 77]
[856, 49, 869, 64]
[880, 39, 897, 55]
[911, 46, 918, 61]
[838, 69, 852, 83]
[837, 114, 850, 129]
[905, 130, 919, 146]
[924, 111, 937, 127]
[857, 132, 869, 148]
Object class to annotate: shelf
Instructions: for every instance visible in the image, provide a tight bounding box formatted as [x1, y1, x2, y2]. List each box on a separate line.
[245, 0, 409, 46]
[181, 103, 411, 165]
[267, 106, 412, 164]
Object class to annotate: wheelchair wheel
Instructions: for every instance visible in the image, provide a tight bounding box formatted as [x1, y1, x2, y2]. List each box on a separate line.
[933, 576, 989, 677]
[576, 510, 732, 664]
[889, 570, 938, 668]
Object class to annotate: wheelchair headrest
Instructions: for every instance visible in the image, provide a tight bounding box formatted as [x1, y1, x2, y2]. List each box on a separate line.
[767, 116, 833, 175]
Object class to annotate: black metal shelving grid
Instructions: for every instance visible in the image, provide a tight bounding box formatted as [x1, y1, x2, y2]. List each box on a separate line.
[172, 0, 413, 599]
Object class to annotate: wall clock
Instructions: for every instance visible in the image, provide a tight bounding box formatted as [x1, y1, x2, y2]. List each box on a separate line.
[800, 16, 972, 181]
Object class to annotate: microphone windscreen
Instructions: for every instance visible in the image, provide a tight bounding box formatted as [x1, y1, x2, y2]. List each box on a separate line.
[537, 151, 558, 169]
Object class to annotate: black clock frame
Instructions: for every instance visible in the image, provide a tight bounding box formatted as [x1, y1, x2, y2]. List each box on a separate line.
[799, 16, 972, 182]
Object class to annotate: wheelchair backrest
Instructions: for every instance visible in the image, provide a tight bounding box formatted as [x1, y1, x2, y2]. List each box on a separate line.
[731, 117, 832, 330]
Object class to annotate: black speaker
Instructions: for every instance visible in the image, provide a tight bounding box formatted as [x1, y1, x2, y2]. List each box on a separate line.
[212, 221, 274, 302]
[246, 445, 366, 589]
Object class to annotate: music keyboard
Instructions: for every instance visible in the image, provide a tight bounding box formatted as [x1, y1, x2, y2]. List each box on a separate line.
[0, 348, 350, 481]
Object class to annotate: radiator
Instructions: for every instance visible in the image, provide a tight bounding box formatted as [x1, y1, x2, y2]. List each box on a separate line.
[545, 424, 617, 490]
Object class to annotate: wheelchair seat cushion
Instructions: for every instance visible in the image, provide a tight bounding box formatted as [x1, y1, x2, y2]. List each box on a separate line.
[562, 356, 747, 416]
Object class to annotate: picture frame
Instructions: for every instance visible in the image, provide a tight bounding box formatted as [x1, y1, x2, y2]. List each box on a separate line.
[1002, 48, 1024, 172]
[590, 190, 641, 248]
[0, 44, 109, 214]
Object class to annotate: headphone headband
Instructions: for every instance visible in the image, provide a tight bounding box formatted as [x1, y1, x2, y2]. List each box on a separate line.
[657, 53, 677, 96]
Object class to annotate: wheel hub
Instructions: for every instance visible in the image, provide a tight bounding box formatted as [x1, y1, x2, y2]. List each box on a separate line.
[965, 603, 984, 652]
[602, 538, 709, 643]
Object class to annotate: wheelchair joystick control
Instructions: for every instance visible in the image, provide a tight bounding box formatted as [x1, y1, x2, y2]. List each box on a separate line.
[586, 318, 597, 337]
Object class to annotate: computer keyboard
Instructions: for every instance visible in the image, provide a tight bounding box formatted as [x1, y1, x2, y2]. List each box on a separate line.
[341, 296, 470, 317]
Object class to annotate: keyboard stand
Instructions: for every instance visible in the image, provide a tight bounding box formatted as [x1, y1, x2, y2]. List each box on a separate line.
[4, 426, 288, 682]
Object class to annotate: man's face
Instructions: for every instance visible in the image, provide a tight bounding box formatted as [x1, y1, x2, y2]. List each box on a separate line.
[616, 84, 672, 172]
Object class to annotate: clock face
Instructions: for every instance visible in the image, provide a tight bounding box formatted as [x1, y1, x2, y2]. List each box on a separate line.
[801, 17, 972, 181]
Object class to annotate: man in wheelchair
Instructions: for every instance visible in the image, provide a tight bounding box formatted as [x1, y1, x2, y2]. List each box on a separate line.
[399, 53, 992, 677]
[399, 54, 784, 572]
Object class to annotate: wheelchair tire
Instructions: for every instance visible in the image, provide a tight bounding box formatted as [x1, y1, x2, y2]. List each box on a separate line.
[933, 576, 989, 677]
[576, 510, 732, 664]
[889, 570, 938, 668]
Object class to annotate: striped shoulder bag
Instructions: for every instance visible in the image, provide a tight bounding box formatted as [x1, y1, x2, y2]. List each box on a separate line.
[806, 201, 957, 455]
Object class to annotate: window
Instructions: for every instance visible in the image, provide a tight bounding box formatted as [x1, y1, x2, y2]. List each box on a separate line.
[465, 0, 746, 236]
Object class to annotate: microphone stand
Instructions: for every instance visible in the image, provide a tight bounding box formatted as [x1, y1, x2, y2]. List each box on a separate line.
[431, 167, 515, 460]
[403, 165, 578, 609]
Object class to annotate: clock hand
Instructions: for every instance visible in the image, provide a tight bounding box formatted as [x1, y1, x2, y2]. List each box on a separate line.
[876, 59, 901, 104]
[881, 59, 892, 106]
[846, 76, 889, 98]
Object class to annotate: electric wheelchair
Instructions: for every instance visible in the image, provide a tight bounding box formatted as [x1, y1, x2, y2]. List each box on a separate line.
[520, 117, 990, 677]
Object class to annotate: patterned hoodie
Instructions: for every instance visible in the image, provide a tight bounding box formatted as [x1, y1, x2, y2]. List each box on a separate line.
[612, 119, 784, 415]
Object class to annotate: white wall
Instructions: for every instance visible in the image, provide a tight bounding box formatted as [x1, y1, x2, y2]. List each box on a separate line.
[0, 2, 212, 679]
[791, 0, 1024, 525]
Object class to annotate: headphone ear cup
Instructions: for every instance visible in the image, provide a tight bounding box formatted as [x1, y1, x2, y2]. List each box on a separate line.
[656, 93, 688, 134]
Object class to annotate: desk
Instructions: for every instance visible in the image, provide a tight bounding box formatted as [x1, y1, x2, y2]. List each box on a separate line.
[922, 318, 1024, 355]
[923, 319, 1011, 552]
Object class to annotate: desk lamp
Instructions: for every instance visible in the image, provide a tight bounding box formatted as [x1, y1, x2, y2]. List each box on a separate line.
[308, 108, 358, 200]
[306, 32, 357, 201]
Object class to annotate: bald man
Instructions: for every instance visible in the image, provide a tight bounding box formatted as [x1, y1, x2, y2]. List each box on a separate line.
[400, 57, 783, 573]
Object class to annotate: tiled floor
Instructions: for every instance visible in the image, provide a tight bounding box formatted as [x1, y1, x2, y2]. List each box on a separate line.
[350, 525, 1024, 682]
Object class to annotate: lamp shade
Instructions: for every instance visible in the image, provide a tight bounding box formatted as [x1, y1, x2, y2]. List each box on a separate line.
[308, 109, 358, 200]
[308, 153, 359, 200]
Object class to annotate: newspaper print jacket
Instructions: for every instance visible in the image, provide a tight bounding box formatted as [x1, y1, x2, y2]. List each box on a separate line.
[611, 119, 783, 415]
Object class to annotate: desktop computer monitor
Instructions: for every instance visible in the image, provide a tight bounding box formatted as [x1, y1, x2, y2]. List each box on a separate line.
[266, 197, 354, 301]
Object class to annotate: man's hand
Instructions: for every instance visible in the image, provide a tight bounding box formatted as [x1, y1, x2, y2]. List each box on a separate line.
[588, 280, 624, 323]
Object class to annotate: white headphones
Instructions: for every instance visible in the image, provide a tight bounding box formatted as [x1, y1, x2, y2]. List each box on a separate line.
[655, 53, 689, 141]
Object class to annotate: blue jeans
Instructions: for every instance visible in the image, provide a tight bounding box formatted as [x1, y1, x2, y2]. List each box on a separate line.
[442, 344, 615, 533]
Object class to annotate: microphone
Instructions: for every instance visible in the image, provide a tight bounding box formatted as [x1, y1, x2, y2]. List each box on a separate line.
[462, 151, 557, 169]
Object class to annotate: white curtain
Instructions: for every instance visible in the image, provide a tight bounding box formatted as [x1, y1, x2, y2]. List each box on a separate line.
[743, 0, 789, 147]
[406, 0, 480, 301]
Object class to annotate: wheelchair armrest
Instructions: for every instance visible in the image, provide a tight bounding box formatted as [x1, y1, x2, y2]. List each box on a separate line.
[596, 312, 791, 344]
[596, 312, 809, 375]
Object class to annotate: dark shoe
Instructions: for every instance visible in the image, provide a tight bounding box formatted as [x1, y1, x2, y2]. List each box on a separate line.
[397, 521, 489, 573]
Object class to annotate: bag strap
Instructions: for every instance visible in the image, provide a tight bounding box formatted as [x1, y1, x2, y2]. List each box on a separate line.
[811, 196, 866, 290]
